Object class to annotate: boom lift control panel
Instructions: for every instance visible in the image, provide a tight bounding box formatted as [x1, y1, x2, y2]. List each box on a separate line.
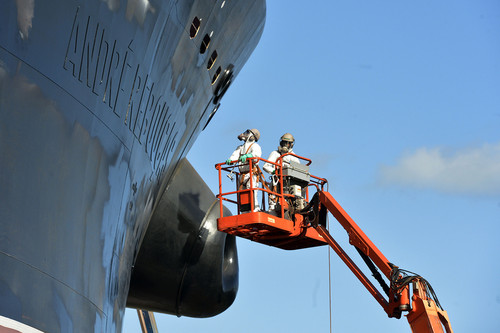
[215, 154, 453, 333]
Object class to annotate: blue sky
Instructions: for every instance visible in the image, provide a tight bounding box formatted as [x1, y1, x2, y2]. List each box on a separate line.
[123, 1, 500, 332]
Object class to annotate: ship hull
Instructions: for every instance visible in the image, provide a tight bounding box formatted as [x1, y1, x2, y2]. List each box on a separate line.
[0, 0, 265, 332]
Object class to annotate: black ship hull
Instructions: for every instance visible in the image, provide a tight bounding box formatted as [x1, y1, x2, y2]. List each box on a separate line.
[0, 0, 265, 332]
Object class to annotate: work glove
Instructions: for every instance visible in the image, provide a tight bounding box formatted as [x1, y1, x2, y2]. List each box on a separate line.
[239, 153, 253, 163]
[225, 159, 233, 165]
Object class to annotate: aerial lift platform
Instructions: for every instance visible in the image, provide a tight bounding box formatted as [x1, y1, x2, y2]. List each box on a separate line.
[215, 154, 453, 333]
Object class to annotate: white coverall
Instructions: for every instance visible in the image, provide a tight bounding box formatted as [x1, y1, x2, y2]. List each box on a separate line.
[263, 149, 300, 174]
[263, 150, 300, 210]
[228, 140, 262, 211]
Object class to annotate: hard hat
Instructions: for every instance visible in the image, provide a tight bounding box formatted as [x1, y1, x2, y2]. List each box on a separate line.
[280, 133, 294, 143]
[249, 128, 260, 141]
[278, 133, 294, 154]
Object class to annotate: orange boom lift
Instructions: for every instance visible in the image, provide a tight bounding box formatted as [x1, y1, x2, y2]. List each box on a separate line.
[215, 154, 453, 333]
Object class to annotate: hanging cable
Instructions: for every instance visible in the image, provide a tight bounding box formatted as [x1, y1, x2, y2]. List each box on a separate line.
[328, 240, 332, 333]
[326, 189, 332, 333]
[325, 183, 332, 333]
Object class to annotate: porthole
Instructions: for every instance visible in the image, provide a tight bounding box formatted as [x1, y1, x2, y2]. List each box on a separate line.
[211, 66, 222, 85]
[200, 34, 210, 54]
[190, 17, 201, 38]
[207, 50, 218, 70]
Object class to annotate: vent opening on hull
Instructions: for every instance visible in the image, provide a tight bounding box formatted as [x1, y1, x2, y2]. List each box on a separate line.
[211, 66, 222, 85]
[190, 17, 200, 38]
[200, 34, 211, 54]
[207, 50, 218, 69]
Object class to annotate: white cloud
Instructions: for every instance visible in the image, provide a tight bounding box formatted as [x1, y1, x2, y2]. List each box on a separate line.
[379, 143, 500, 196]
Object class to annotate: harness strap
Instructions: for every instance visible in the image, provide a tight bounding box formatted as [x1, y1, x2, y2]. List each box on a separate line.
[244, 142, 254, 155]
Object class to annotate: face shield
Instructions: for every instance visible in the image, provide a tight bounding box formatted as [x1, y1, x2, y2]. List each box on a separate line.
[237, 129, 254, 142]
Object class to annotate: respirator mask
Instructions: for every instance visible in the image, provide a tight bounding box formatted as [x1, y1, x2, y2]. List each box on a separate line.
[278, 140, 293, 154]
[238, 129, 254, 142]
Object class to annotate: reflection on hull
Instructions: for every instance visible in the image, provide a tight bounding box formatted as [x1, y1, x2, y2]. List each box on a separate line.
[0, 0, 265, 332]
[127, 159, 238, 317]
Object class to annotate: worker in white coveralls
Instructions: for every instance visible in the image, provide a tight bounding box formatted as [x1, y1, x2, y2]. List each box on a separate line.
[226, 129, 262, 212]
[263, 133, 300, 211]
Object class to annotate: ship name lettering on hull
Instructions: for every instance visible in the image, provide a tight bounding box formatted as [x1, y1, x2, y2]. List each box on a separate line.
[63, 7, 178, 167]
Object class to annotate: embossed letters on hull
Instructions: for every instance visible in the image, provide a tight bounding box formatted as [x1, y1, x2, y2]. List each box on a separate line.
[63, 7, 177, 169]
